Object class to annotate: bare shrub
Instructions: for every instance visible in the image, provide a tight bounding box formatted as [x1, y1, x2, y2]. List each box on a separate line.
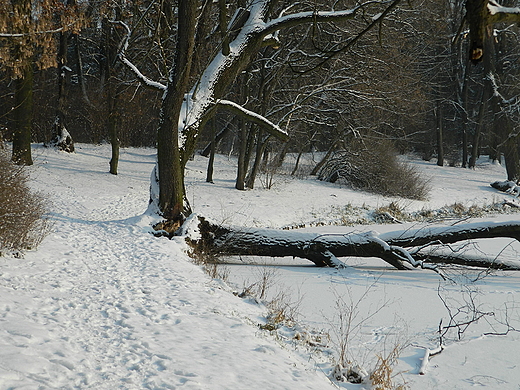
[186, 236, 229, 281]
[241, 266, 279, 301]
[238, 266, 302, 331]
[318, 138, 430, 200]
[0, 150, 49, 254]
[328, 277, 408, 389]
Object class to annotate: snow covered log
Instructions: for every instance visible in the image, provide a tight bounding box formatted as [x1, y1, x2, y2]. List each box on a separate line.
[190, 217, 520, 271]
[491, 180, 520, 196]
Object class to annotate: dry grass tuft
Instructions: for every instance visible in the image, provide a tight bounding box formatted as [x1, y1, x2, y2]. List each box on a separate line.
[369, 344, 408, 390]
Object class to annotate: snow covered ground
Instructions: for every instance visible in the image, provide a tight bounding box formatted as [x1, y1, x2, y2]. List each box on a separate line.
[1, 143, 519, 389]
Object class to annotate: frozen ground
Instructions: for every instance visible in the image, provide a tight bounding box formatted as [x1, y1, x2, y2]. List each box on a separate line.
[1, 144, 519, 389]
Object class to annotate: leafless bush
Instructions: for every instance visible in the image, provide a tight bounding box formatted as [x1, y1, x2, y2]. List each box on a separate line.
[0, 150, 49, 254]
[186, 236, 229, 281]
[328, 277, 408, 389]
[318, 139, 430, 200]
[238, 267, 302, 331]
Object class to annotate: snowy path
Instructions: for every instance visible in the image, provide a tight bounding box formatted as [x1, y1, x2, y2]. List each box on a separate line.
[0, 146, 334, 389]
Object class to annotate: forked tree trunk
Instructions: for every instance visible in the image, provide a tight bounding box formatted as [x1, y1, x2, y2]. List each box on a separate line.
[246, 130, 268, 189]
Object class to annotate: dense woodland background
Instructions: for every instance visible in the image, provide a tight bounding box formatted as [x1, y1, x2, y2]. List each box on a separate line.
[2, 0, 520, 183]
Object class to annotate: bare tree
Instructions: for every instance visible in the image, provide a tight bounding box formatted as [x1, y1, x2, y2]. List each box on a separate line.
[120, 0, 407, 227]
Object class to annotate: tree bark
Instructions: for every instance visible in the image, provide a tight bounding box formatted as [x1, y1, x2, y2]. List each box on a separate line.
[246, 131, 268, 189]
[436, 100, 444, 167]
[235, 119, 248, 190]
[191, 217, 520, 272]
[504, 135, 520, 183]
[11, 63, 33, 166]
[461, 62, 470, 168]
[201, 124, 230, 157]
[156, 0, 197, 221]
[206, 118, 216, 183]
[465, 0, 489, 63]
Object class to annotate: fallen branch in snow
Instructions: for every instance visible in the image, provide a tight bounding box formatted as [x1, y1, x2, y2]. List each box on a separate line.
[187, 217, 520, 272]
[491, 180, 520, 197]
[503, 200, 520, 208]
[419, 345, 444, 375]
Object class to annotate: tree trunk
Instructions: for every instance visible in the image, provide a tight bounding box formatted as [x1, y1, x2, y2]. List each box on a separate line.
[291, 151, 303, 176]
[191, 217, 520, 272]
[310, 139, 339, 176]
[206, 118, 216, 183]
[55, 29, 69, 134]
[461, 64, 470, 168]
[436, 100, 444, 167]
[102, 12, 122, 175]
[201, 123, 230, 157]
[470, 26, 493, 169]
[108, 96, 120, 175]
[468, 94, 486, 169]
[272, 142, 289, 169]
[235, 120, 248, 190]
[246, 131, 268, 189]
[504, 135, 520, 183]
[156, 0, 196, 222]
[11, 63, 33, 166]
[466, 0, 489, 63]
[73, 33, 91, 106]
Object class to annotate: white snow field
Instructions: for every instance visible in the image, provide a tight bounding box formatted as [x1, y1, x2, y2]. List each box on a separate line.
[1, 143, 519, 389]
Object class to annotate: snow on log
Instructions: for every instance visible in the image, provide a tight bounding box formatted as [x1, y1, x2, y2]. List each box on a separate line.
[491, 180, 520, 196]
[379, 220, 520, 247]
[188, 217, 520, 272]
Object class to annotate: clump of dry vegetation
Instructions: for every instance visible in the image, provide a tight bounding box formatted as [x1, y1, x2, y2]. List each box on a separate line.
[0, 150, 49, 255]
[318, 139, 430, 200]
[369, 344, 409, 390]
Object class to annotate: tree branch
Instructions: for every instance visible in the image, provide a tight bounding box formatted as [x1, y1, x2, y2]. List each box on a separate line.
[488, 1, 520, 24]
[113, 20, 167, 91]
[261, 0, 403, 67]
[215, 100, 289, 141]
[262, 1, 383, 36]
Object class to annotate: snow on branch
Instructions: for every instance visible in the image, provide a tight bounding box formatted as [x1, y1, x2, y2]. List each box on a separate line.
[112, 21, 167, 91]
[0, 20, 80, 38]
[215, 100, 289, 141]
[379, 220, 520, 248]
[262, 0, 401, 38]
[488, 0, 520, 23]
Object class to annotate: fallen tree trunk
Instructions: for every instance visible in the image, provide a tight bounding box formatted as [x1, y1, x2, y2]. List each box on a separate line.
[188, 217, 520, 273]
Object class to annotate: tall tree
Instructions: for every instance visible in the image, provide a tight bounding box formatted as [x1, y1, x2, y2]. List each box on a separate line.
[121, 0, 403, 227]
[0, 0, 84, 164]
